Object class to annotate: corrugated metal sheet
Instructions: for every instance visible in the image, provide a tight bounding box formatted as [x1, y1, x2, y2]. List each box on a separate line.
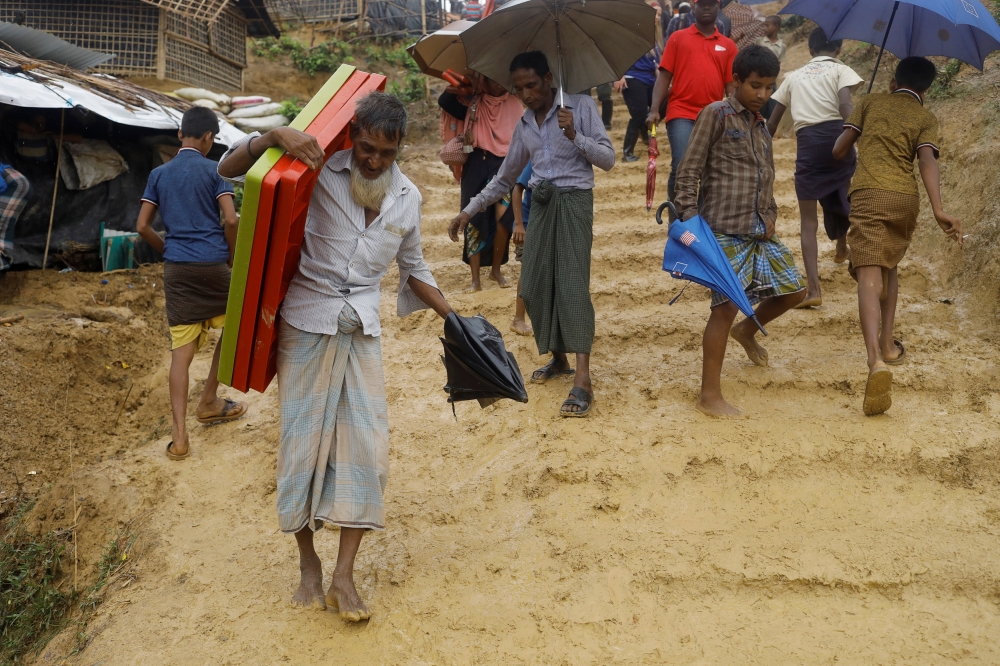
[0, 21, 114, 70]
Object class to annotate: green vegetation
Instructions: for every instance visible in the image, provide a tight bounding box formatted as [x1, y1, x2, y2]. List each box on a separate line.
[278, 97, 306, 121]
[0, 498, 74, 664]
[250, 36, 426, 102]
[74, 521, 140, 653]
[928, 59, 963, 99]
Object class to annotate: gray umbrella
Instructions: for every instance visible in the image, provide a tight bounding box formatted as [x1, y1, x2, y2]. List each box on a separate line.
[462, 0, 655, 104]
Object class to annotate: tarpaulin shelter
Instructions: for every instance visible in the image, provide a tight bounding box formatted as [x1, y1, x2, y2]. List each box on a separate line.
[0, 48, 245, 269]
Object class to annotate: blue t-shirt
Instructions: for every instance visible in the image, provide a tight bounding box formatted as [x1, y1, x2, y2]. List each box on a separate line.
[141, 147, 234, 263]
[516, 161, 533, 226]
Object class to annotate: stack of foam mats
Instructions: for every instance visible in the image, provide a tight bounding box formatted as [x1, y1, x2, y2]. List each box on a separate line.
[217, 64, 387, 393]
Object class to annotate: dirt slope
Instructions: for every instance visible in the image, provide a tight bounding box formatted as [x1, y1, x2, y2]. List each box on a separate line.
[9, 39, 1000, 664]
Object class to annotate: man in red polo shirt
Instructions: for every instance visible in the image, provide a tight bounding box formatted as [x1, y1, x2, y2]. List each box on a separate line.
[646, 0, 736, 210]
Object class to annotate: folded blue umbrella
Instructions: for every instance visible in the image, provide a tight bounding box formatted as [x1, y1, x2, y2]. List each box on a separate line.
[656, 203, 767, 335]
[780, 0, 1000, 91]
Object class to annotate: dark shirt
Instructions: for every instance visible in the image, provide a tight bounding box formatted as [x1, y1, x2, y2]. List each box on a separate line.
[664, 12, 728, 42]
[438, 91, 468, 121]
[141, 147, 234, 263]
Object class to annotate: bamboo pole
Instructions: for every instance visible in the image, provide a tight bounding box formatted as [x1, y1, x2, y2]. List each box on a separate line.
[421, 0, 430, 98]
[42, 108, 65, 270]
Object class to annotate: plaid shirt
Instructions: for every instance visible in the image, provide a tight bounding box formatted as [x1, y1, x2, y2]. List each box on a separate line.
[723, 2, 766, 50]
[674, 95, 777, 236]
[0, 167, 30, 271]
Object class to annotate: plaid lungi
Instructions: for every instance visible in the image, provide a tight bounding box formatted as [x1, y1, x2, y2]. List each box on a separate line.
[519, 181, 595, 355]
[847, 188, 920, 274]
[0, 167, 31, 272]
[276, 305, 389, 533]
[711, 218, 805, 308]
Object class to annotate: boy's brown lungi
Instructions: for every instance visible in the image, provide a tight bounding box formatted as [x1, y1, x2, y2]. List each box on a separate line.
[847, 188, 920, 276]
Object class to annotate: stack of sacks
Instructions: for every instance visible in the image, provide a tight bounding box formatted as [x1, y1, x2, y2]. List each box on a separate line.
[227, 96, 288, 133]
[175, 87, 232, 114]
[173, 89, 290, 133]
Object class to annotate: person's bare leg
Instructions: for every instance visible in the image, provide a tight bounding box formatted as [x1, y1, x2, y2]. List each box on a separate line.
[168, 341, 197, 456]
[879, 267, 901, 362]
[490, 212, 510, 288]
[291, 527, 326, 609]
[798, 199, 822, 307]
[326, 527, 369, 621]
[857, 265, 892, 414]
[468, 250, 482, 292]
[697, 302, 741, 417]
[511, 278, 532, 335]
[195, 333, 226, 417]
[856, 266, 885, 370]
[730, 290, 807, 366]
[834, 233, 849, 264]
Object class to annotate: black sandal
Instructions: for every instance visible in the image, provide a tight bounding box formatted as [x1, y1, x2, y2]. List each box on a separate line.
[530, 360, 575, 384]
[560, 387, 593, 418]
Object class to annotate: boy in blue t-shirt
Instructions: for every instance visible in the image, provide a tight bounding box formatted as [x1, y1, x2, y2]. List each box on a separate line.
[510, 161, 532, 336]
[136, 107, 247, 461]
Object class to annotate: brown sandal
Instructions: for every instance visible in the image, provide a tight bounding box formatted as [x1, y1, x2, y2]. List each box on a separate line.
[166, 441, 189, 461]
[196, 398, 248, 425]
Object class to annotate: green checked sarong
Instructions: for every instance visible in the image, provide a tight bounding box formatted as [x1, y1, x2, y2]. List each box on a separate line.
[710, 218, 805, 308]
[520, 182, 595, 355]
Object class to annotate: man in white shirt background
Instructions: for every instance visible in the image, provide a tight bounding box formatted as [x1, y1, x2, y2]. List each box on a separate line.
[767, 28, 864, 308]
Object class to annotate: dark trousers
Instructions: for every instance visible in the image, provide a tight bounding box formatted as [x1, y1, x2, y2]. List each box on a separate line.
[622, 78, 653, 149]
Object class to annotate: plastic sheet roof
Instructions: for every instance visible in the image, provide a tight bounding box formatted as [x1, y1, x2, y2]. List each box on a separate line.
[0, 69, 246, 146]
[0, 21, 114, 70]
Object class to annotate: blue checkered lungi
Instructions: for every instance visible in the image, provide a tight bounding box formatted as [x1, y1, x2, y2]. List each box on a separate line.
[276, 305, 389, 532]
[711, 218, 805, 308]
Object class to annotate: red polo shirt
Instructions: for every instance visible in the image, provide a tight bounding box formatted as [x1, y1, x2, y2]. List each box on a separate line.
[659, 24, 736, 122]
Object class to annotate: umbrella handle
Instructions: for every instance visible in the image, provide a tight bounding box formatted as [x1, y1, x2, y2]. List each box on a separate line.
[655, 201, 676, 226]
[751, 315, 768, 337]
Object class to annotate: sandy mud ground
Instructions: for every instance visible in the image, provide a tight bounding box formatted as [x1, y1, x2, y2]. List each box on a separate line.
[4, 38, 1000, 665]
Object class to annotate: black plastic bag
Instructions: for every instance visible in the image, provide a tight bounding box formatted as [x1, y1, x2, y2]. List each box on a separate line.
[440, 312, 528, 410]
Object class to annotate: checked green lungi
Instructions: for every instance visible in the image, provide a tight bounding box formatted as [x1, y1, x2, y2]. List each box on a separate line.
[275, 305, 389, 533]
[711, 218, 805, 308]
[519, 181, 595, 355]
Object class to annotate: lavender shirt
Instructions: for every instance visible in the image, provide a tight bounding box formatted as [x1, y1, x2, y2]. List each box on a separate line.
[462, 92, 615, 217]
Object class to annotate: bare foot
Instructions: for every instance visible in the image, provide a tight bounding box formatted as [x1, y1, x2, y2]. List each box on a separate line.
[291, 552, 326, 610]
[510, 319, 533, 336]
[696, 394, 745, 418]
[491, 269, 510, 288]
[796, 293, 822, 309]
[730, 322, 769, 367]
[326, 571, 370, 622]
[834, 237, 849, 264]
[464, 279, 482, 294]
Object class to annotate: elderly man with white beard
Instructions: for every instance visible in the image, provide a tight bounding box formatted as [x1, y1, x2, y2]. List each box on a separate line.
[218, 92, 452, 622]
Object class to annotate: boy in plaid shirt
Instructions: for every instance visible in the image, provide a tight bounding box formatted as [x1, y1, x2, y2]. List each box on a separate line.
[674, 45, 805, 417]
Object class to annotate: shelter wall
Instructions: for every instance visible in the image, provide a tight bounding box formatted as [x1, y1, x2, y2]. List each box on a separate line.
[0, 0, 248, 91]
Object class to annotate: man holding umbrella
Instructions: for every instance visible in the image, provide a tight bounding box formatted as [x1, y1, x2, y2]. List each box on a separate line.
[449, 51, 614, 417]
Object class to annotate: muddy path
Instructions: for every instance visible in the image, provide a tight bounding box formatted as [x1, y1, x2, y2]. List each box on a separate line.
[11, 41, 1000, 665]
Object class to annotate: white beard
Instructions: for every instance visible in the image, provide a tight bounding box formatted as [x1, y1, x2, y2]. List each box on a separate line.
[350, 163, 393, 212]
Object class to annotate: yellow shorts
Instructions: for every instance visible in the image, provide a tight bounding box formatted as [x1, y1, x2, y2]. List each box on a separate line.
[169, 314, 226, 351]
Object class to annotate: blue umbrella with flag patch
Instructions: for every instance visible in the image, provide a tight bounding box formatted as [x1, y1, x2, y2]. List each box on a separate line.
[656, 202, 767, 335]
[779, 0, 1000, 92]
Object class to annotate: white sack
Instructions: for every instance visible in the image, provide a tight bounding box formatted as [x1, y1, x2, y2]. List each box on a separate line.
[232, 114, 289, 132]
[227, 102, 283, 119]
[174, 88, 231, 106]
[193, 98, 219, 110]
[231, 95, 271, 107]
[60, 139, 129, 190]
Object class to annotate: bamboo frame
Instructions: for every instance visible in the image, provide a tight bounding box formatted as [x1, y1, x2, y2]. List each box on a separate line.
[0, 0, 248, 91]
